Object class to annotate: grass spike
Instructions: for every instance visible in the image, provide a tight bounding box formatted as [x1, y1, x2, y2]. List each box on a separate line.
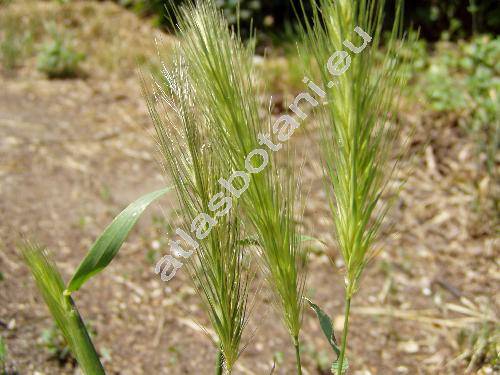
[298, 0, 413, 372]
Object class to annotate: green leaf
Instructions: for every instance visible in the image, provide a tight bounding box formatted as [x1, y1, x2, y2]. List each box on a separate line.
[305, 298, 340, 355]
[306, 298, 350, 374]
[66, 187, 172, 293]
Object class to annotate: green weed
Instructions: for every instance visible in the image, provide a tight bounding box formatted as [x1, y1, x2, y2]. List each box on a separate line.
[37, 24, 85, 79]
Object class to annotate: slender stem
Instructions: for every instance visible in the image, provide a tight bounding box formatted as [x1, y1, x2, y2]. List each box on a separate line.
[215, 348, 224, 375]
[67, 300, 105, 375]
[337, 296, 351, 374]
[293, 335, 303, 375]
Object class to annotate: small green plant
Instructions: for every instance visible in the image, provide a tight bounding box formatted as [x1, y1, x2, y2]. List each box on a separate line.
[37, 24, 85, 79]
[21, 243, 105, 374]
[21, 188, 169, 374]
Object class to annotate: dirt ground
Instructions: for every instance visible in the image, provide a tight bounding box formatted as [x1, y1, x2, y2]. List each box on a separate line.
[0, 2, 498, 374]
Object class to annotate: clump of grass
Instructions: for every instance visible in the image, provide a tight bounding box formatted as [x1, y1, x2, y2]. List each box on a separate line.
[37, 23, 85, 79]
[298, 0, 411, 371]
[160, 1, 307, 372]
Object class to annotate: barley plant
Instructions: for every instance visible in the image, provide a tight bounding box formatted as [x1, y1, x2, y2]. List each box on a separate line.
[143, 41, 251, 374]
[298, 0, 411, 372]
[159, 1, 308, 372]
[20, 189, 170, 374]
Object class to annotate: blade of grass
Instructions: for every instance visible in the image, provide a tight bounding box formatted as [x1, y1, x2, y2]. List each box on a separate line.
[66, 187, 171, 294]
[305, 298, 340, 355]
[21, 242, 105, 375]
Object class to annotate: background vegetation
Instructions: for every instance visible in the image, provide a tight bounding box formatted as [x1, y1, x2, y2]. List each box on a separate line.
[120, 0, 500, 40]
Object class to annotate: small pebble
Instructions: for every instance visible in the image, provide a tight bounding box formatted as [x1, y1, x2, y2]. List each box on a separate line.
[334, 315, 345, 331]
[7, 319, 16, 330]
[397, 340, 419, 353]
